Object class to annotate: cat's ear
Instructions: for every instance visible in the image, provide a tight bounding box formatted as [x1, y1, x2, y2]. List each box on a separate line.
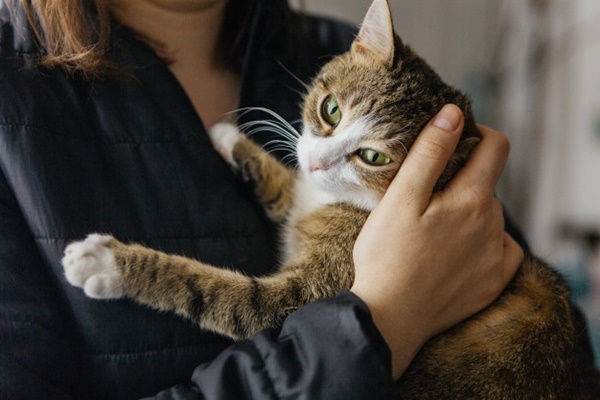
[352, 0, 396, 68]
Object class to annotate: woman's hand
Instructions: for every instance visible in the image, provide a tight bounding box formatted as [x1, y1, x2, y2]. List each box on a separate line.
[351, 104, 524, 379]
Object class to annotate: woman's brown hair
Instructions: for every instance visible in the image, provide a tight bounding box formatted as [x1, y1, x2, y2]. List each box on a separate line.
[10, 0, 289, 77]
[11, 0, 113, 76]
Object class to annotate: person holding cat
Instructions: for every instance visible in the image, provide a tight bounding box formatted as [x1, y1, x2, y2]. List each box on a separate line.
[0, 0, 597, 399]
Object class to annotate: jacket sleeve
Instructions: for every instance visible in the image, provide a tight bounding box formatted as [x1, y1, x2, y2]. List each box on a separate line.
[148, 291, 399, 400]
[0, 170, 84, 400]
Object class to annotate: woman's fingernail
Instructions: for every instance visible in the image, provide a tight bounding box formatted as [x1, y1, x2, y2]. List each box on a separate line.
[433, 104, 461, 132]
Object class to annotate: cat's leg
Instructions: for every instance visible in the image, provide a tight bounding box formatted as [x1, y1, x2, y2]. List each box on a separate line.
[209, 123, 295, 224]
[63, 233, 343, 339]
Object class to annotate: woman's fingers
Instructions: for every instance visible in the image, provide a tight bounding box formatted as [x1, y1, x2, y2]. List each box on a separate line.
[446, 124, 510, 199]
[387, 104, 464, 215]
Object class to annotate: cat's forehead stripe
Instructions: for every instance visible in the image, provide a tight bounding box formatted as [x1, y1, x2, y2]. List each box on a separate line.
[348, 96, 377, 114]
[316, 77, 331, 91]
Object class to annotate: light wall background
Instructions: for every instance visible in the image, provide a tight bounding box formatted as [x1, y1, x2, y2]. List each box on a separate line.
[290, 0, 498, 90]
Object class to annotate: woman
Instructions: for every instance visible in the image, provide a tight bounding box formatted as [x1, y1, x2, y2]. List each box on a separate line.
[0, 0, 559, 398]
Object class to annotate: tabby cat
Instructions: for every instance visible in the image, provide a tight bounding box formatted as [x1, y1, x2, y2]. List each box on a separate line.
[62, 0, 586, 398]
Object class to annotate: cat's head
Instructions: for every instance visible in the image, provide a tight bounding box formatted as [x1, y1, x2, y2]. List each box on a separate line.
[297, 0, 480, 211]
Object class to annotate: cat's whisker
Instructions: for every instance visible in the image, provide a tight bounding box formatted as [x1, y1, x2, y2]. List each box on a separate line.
[387, 133, 410, 157]
[262, 146, 299, 167]
[264, 138, 297, 147]
[244, 126, 299, 147]
[398, 140, 408, 156]
[264, 142, 298, 156]
[240, 121, 298, 144]
[283, 84, 309, 99]
[239, 118, 299, 137]
[266, 143, 294, 154]
[241, 107, 302, 138]
[242, 125, 284, 138]
[280, 154, 298, 168]
[276, 59, 311, 92]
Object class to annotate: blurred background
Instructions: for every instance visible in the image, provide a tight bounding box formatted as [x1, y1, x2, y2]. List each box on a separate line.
[291, 0, 600, 366]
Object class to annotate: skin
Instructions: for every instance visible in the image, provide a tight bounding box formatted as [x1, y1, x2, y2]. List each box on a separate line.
[111, 1, 524, 382]
[111, 0, 240, 128]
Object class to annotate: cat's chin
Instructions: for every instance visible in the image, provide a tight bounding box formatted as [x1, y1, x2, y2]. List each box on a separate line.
[300, 169, 380, 212]
[311, 179, 380, 212]
[339, 192, 380, 212]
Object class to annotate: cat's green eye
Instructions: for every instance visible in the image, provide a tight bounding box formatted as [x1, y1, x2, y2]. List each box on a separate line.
[357, 149, 391, 166]
[321, 96, 341, 126]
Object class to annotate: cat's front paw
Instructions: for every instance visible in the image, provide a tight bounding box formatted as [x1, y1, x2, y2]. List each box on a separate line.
[208, 122, 243, 167]
[62, 234, 124, 299]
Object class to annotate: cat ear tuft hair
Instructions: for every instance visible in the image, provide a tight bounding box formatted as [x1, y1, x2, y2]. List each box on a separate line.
[352, 0, 395, 69]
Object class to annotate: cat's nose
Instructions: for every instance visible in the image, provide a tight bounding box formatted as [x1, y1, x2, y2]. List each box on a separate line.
[310, 160, 328, 172]
[308, 155, 331, 172]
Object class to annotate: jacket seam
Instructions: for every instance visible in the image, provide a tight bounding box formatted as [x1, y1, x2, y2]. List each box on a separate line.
[0, 314, 69, 340]
[0, 122, 205, 144]
[0, 315, 231, 363]
[0, 313, 49, 326]
[85, 344, 224, 359]
[0, 121, 42, 130]
[0, 120, 60, 137]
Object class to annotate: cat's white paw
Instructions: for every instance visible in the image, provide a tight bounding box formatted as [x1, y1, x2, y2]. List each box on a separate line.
[62, 234, 124, 299]
[208, 122, 243, 167]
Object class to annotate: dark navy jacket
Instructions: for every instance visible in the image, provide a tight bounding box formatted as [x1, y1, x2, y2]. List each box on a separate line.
[1, 2, 597, 399]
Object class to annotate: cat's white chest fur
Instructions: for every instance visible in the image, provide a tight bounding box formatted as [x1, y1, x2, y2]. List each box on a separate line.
[281, 174, 337, 261]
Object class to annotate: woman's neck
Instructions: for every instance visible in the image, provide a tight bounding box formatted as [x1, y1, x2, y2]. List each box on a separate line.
[111, 0, 227, 70]
[111, 0, 240, 128]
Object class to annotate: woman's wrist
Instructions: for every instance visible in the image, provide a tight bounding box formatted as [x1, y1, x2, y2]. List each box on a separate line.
[350, 286, 427, 380]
